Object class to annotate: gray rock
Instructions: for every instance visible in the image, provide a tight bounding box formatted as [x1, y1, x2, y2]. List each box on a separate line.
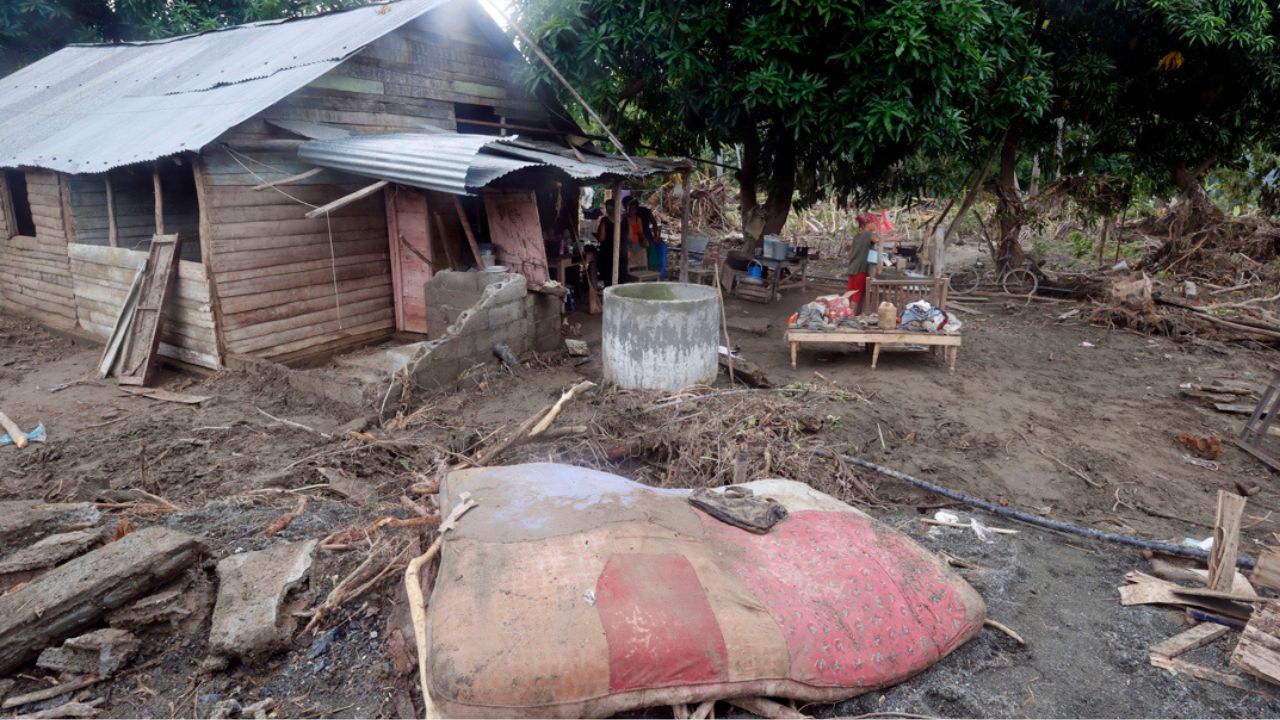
[0, 502, 100, 556]
[209, 698, 241, 720]
[0, 526, 203, 674]
[208, 540, 318, 659]
[37, 627, 139, 677]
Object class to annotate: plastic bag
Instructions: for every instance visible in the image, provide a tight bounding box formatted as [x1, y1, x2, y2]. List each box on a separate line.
[1, 423, 46, 446]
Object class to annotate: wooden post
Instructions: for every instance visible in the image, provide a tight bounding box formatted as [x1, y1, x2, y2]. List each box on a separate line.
[610, 180, 623, 287]
[152, 163, 164, 235]
[679, 170, 690, 283]
[104, 175, 117, 248]
[1208, 490, 1247, 592]
[452, 196, 484, 268]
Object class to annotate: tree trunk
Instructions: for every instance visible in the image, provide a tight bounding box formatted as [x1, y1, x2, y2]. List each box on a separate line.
[1029, 153, 1040, 197]
[994, 130, 1025, 266]
[736, 127, 794, 254]
[738, 126, 763, 250]
[1171, 160, 1222, 220]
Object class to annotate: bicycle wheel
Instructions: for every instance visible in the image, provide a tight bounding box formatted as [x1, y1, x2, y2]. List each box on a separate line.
[1001, 268, 1039, 295]
[949, 269, 981, 295]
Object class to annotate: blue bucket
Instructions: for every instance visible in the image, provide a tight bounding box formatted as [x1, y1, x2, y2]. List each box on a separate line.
[747, 261, 764, 280]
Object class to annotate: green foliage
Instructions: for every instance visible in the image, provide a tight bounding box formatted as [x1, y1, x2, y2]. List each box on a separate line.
[1068, 231, 1092, 258]
[1030, 0, 1280, 206]
[514, 0, 1051, 210]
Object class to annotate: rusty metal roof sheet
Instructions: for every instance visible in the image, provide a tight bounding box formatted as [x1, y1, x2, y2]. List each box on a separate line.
[298, 132, 688, 194]
[0, 0, 448, 174]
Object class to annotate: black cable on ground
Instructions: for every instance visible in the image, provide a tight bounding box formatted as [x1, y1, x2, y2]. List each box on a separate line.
[820, 450, 1257, 570]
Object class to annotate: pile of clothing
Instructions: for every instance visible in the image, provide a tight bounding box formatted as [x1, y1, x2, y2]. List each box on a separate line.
[789, 294, 874, 331]
[897, 300, 962, 333]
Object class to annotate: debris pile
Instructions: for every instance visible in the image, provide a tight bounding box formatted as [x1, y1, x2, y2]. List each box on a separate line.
[1120, 490, 1280, 696]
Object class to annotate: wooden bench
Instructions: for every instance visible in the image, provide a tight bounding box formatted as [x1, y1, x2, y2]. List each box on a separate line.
[785, 328, 961, 374]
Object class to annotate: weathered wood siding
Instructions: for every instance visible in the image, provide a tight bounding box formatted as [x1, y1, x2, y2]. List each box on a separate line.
[197, 147, 394, 360]
[66, 243, 220, 369]
[0, 169, 76, 328]
[261, 3, 550, 134]
[67, 172, 154, 250]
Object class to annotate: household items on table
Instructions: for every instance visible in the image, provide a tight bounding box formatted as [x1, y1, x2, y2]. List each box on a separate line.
[786, 294, 963, 373]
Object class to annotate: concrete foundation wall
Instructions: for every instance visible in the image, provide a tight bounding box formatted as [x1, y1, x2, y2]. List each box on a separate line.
[409, 272, 561, 386]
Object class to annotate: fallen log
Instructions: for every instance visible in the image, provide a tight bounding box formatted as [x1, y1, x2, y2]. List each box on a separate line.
[0, 527, 203, 674]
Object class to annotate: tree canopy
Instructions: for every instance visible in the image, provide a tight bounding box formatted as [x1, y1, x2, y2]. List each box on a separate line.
[515, 0, 1051, 244]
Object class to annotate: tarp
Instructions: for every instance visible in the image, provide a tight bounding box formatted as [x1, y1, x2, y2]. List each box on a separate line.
[427, 463, 986, 718]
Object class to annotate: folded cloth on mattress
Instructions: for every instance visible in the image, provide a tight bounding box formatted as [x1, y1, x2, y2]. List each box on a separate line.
[427, 463, 986, 718]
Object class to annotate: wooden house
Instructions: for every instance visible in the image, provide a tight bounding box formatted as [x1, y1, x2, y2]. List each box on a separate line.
[0, 0, 616, 369]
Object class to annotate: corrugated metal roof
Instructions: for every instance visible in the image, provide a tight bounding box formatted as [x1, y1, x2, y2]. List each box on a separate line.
[298, 131, 689, 195]
[298, 132, 523, 195]
[0, 0, 449, 174]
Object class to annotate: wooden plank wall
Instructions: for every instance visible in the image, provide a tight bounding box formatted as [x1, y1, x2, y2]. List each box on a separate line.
[197, 146, 394, 360]
[264, 3, 550, 134]
[66, 243, 220, 369]
[67, 168, 158, 251]
[0, 169, 77, 328]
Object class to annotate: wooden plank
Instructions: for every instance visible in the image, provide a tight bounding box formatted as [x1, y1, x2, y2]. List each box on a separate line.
[1231, 599, 1280, 685]
[453, 196, 483, 267]
[1150, 654, 1276, 698]
[1209, 490, 1248, 592]
[97, 264, 145, 378]
[211, 238, 388, 274]
[785, 329, 962, 346]
[222, 283, 390, 328]
[305, 180, 389, 219]
[1169, 586, 1274, 603]
[118, 386, 210, 404]
[1252, 549, 1280, 593]
[484, 189, 548, 283]
[1151, 622, 1230, 659]
[1119, 574, 1253, 620]
[230, 306, 393, 355]
[251, 166, 325, 191]
[223, 296, 391, 342]
[105, 175, 117, 247]
[213, 253, 388, 288]
[116, 234, 182, 386]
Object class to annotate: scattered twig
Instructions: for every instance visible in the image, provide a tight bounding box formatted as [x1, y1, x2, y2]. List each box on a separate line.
[529, 381, 596, 437]
[984, 618, 1025, 645]
[2, 676, 101, 710]
[407, 496, 479, 720]
[921, 518, 1018, 535]
[1035, 448, 1103, 488]
[263, 496, 307, 538]
[20, 697, 106, 719]
[256, 407, 332, 439]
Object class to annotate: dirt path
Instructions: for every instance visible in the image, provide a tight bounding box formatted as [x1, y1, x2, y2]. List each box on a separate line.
[0, 294, 1277, 717]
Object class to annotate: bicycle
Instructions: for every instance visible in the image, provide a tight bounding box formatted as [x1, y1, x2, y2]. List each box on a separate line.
[948, 253, 1038, 296]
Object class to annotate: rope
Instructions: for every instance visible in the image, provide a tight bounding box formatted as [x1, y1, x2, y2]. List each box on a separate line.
[326, 210, 344, 329]
[221, 146, 345, 328]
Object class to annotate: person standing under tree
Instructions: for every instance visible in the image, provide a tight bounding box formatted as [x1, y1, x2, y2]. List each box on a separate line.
[846, 213, 877, 312]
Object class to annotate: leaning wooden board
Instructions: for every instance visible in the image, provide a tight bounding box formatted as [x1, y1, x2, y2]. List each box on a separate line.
[785, 328, 961, 374]
[116, 234, 181, 386]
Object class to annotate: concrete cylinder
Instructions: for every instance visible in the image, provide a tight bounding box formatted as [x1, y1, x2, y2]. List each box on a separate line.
[602, 282, 720, 391]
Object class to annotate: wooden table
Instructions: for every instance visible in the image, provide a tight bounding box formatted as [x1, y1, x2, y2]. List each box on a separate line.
[785, 328, 961, 374]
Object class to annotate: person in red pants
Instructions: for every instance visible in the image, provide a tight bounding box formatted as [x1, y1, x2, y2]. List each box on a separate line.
[846, 213, 877, 312]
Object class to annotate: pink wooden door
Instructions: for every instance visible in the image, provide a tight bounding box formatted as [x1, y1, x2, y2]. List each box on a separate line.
[386, 187, 434, 334]
[483, 190, 549, 284]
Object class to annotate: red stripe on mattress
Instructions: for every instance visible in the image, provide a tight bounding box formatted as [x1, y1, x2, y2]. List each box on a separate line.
[596, 553, 729, 692]
[702, 510, 976, 688]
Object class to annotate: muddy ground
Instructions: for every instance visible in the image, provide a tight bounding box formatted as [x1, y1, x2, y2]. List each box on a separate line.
[1, 279, 1278, 718]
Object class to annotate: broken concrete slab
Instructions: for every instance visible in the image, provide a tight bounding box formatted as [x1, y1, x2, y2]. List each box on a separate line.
[37, 628, 139, 677]
[0, 502, 100, 556]
[0, 526, 203, 674]
[209, 540, 318, 659]
[0, 526, 109, 577]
